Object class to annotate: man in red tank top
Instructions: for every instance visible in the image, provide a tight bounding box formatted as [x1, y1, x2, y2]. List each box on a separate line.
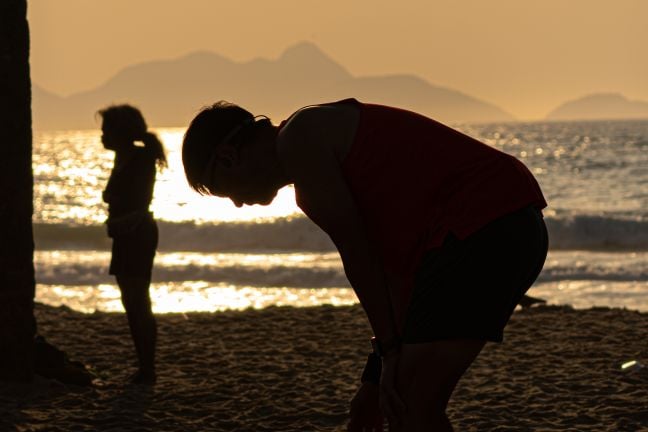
[182, 99, 548, 431]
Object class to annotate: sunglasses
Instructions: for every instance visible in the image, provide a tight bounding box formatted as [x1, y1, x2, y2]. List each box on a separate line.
[200, 115, 269, 194]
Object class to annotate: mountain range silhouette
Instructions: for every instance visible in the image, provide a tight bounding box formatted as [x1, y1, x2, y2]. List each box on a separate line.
[32, 42, 648, 130]
[546, 93, 648, 121]
[32, 42, 515, 130]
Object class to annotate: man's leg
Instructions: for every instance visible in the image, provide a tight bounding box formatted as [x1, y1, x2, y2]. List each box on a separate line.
[395, 339, 486, 432]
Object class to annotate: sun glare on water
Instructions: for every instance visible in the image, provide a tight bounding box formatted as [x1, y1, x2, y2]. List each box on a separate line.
[37, 283, 358, 314]
[34, 128, 302, 225]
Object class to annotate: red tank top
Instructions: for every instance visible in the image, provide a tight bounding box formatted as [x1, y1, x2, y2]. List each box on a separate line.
[291, 99, 547, 326]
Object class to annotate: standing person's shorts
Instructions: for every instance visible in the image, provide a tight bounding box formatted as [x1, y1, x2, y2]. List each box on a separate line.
[109, 216, 158, 279]
[402, 205, 548, 343]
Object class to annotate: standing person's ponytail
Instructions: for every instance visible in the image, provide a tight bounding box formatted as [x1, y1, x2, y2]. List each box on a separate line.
[142, 131, 167, 170]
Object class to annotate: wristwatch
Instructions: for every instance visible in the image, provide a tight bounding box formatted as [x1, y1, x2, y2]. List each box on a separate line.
[370, 336, 401, 358]
[360, 352, 381, 384]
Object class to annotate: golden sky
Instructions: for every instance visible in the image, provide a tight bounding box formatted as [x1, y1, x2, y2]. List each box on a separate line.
[28, 0, 648, 120]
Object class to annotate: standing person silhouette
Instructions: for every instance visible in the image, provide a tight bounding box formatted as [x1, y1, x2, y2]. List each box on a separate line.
[98, 104, 166, 385]
[181, 98, 548, 430]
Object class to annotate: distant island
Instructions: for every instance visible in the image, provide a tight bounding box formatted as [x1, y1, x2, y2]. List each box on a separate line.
[546, 93, 648, 121]
[32, 42, 515, 130]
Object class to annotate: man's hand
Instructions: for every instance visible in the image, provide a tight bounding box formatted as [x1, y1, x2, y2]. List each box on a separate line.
[347, 382, 384, 432]
[379, 352, 406, 429]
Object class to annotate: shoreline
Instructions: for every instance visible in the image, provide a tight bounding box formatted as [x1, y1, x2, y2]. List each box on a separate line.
[1, 303, 647, 431]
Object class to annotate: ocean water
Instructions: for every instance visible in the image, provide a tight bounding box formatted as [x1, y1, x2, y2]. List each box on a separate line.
[33, 120, 648, 313]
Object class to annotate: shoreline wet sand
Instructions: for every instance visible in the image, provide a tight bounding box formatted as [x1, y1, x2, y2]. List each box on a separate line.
[1, 303, 647, 431]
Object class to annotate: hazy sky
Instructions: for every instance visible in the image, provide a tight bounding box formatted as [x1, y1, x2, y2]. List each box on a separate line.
[28, 0, 648, 120]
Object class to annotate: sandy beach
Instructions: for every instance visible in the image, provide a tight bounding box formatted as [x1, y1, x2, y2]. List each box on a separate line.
[1, 303, 646, 431]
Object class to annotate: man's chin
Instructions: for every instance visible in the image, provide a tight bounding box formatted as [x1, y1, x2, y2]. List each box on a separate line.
[259, 190, 278, 205]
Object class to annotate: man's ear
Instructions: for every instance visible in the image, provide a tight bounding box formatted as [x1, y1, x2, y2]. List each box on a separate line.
[215, 144, 238, 168]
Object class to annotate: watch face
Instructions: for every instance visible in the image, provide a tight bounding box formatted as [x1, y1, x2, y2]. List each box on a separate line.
[370, 336, 400, 357]
[370, 337, 381, 356]
[371, 337, 384, 357]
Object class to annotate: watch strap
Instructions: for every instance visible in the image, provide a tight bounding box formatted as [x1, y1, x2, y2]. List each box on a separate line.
[371, 336, 401, 358]
[360, 352, 382, 384]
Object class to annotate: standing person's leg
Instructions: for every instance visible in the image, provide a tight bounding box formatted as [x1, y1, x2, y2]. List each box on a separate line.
[117, 275, 157, 383]
[111, 217, 159, 384]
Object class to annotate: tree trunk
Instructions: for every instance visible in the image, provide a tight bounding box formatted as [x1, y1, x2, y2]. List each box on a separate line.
[0, 0, 36, 382]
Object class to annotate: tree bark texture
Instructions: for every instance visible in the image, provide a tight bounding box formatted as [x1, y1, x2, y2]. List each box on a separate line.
[0, 0, 37, 382]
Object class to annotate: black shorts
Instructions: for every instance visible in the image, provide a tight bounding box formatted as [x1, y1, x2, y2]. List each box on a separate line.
[109, 217, 158, 279]
[402, 205, 548, 343]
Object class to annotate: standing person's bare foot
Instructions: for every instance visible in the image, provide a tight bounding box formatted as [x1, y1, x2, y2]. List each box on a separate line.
[129, 369, 156, 385]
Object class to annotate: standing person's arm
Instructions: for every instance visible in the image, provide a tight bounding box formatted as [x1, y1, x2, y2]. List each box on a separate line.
[279, 113, 405, 426]
[103, 160, 118, 204]
[103, 152, 134, 208]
